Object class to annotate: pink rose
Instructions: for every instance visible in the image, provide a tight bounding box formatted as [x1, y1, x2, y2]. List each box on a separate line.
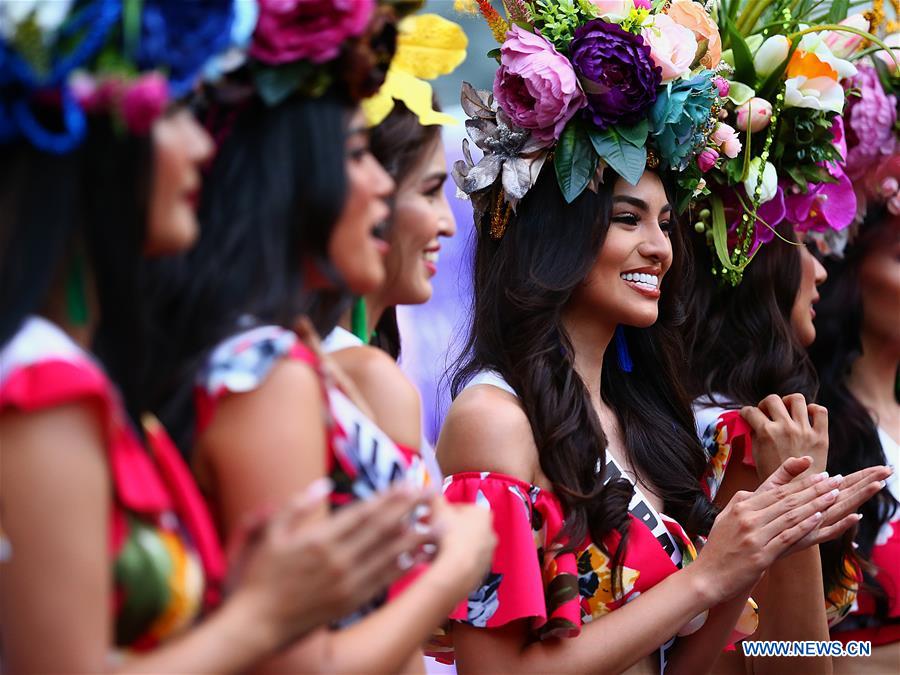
[121, 73, 169, 135]
[642, 14, 696, 82]
[493, 25, 586, 142]
[712, 122, 741, 158]
[698, 148, 719, 172]
[735, 97, 773, 133]
[667, 0, 722, 69]
[250, 0, 374, 65]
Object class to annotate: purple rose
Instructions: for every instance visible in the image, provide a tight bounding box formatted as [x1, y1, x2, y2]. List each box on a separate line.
[844, 64, 898, 180]
[250, 0, 374, 65]
[569, 19, 661, 130]
[493, 26, 586, 143]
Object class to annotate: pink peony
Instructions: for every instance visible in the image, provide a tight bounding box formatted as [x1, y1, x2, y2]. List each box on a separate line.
[493, 25, 586, 143]
[642, 13, 697, 82]
[121, 73, 169, 135]
[735, 97, 773, 133]
[698, 148, 718, 172]
[712, 122, 741, 158]
[250, 0, 374, 65]
[844, 64, 898, 180]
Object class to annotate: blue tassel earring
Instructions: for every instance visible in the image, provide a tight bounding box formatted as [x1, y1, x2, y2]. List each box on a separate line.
[615, 325, 633, 373]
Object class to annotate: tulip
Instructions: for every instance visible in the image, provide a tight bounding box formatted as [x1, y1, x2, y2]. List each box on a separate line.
[697, 148, 719, 172]
[753, 35, 790, 78]
[735, 97, 773, 133]
[824, 14, 870, 59]
[744, 158, 778, 204]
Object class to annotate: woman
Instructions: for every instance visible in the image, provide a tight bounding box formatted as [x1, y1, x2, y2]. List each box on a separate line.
[325, 99, 456, 451]
[435, 157, 883, 673]
[811, 155, 900, 672]
[147, 2, 496, 672]
[685, 224, 861, 671]
[0, 2, 432, 671]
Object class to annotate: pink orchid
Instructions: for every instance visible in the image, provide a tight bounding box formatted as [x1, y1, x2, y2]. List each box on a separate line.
[784, 164, 857, 233]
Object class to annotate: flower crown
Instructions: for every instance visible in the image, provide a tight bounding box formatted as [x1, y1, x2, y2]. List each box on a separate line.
[454, 0, 895, 283]
[0, 0, 235, 153]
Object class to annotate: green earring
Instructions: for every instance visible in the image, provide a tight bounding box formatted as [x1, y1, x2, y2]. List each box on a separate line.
[65, 253, 89, 327]
[351, 297, 369, 345]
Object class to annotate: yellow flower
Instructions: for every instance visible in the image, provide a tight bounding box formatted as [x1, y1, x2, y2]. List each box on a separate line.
[363, 14, 467, 127]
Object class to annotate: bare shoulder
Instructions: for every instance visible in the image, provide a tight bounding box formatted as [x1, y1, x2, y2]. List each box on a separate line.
[437, 383, 538, 482]
[330, 345, 421, 448]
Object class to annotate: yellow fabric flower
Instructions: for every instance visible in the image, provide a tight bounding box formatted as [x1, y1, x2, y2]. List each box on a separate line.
[363, 14, 467, 127]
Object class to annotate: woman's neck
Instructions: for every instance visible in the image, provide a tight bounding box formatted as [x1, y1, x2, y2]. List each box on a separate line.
[560, 305, 616, 406]
[847, 330, 900, 429]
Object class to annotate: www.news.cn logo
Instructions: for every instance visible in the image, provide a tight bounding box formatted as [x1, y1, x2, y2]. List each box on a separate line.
[741, 640, 872, 658]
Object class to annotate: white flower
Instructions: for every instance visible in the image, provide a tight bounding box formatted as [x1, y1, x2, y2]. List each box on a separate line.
[743, 158, 778, 204]
[753, 35, 790, 78]
[784, 75, 845, 114]
[0, 0, 74, 41]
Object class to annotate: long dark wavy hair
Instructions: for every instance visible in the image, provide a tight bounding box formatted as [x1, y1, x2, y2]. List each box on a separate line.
[809, 208, 900, 620]
[684, 225, 863, 604]
[449, 166, 715, 580]
[368, 99, 442, 360]
[0, 117, 153, 431]
[684, 224, 816, 404]
[146, 88, 355, 454]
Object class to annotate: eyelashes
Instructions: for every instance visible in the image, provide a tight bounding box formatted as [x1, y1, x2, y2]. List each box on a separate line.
[612, 212, 674, 233]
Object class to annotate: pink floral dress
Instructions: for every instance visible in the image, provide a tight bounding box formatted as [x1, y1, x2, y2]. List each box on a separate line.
[0, 317, 225, 655]
[194, 324, 436, 626]
[428, 372, 758, 672]
[694, 398, 860, 627]
[831, 428, 900, 647]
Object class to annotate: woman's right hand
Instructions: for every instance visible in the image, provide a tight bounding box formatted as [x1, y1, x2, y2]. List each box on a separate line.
[227, 479, 438, 651]
[428, 498, 497, 596]
[689, 464, 843, 603]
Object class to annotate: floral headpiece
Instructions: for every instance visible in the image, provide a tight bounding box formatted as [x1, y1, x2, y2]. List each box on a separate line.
[236, 0, 465, 128]
[0, 0, 235, 153]
[677, 1, 897, 282]
[453, 0, 895, 283]
[453, 0, 731, 236]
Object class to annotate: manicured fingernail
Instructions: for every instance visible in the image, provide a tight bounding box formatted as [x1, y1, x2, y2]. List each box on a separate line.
[828, 474, 843, 487]
[813, 512, 823, 522]
[877, 480, 887, 489]
[828, 488, 840, 500]
[812, 471, 829, 483]
[397, 552, 415, 571]
[855, 513, 863, 521]
[305, 477, 334, 501]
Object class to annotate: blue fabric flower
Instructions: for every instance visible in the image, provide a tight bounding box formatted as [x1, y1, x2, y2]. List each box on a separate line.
[649, 70, 718, 171]
[137, 0, 235, 97]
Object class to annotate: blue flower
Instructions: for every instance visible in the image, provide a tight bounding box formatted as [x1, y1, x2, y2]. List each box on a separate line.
[137, 0, 235, 97]
[649, 70, 718, 172]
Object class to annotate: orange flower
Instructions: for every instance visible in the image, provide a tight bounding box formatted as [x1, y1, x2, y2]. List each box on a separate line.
[786, 50, 839, 81]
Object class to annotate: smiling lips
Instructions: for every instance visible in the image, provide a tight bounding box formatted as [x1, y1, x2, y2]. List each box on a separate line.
[423, 248, 439, 276]
[620, 271, 661, 298]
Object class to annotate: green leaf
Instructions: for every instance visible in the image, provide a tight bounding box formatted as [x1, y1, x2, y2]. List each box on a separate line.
[785, 165, 809, 193]
[827, 0, 850, 24]
[487, 48, 501, 60]
[555, 121, 599, 203]
[616, 119, 649, 147]
[710, 194, 743, 273]
[588, 128, 646, 186]
[726, 19, 756, 85]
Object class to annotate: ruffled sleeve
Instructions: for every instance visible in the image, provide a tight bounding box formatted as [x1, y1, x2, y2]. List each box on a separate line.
[194, 325, 318, 435]
[442, 472, 582, 637]
[699, 409, 754, 501]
